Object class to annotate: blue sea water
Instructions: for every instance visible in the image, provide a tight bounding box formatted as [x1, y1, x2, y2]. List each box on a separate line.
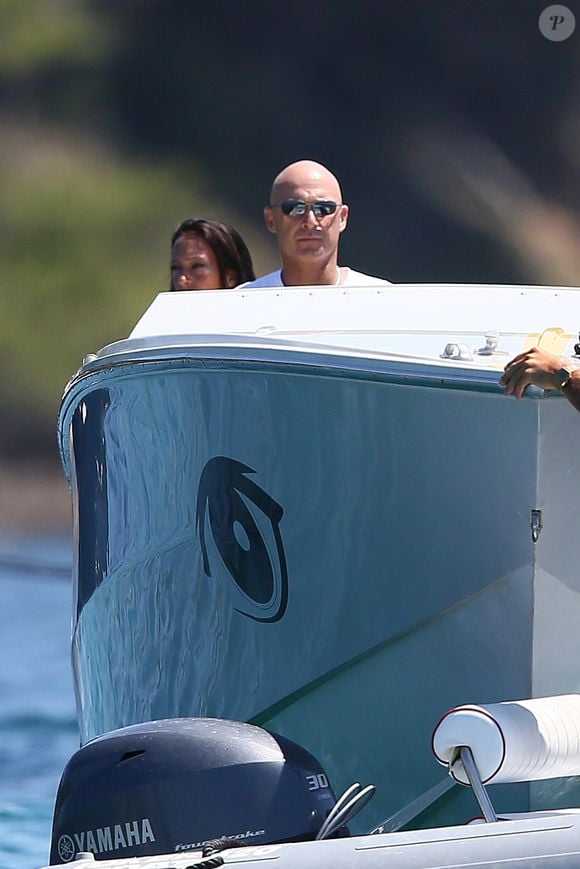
[0, 536, 78, 869]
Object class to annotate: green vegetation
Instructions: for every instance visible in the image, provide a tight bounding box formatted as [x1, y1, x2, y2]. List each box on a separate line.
[0, 0, 111, 73]
[1, 138, 205, 409]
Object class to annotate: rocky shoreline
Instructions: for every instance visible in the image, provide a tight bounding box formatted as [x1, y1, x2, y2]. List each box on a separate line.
[0, 460, 71, 534]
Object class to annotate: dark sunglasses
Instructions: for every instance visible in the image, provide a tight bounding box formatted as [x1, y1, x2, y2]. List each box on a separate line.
[272, 199, 340, 218]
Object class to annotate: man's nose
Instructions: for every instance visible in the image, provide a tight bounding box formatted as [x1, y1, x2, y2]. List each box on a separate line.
[301, 206, 319, 227]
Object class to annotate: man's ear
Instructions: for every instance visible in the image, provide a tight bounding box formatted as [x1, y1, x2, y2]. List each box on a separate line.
[264, 206, 277, 234]
[338, 204, 349, 234]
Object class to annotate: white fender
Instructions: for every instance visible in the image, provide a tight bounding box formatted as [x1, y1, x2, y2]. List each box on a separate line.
[432, 695, 580, 785]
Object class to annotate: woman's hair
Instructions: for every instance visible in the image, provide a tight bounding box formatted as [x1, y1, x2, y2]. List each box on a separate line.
[170, 218, 255, 289]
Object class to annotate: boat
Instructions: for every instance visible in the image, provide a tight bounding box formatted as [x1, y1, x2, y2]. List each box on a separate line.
[43, 693, 580, 866]
[55, 282, 580, 840]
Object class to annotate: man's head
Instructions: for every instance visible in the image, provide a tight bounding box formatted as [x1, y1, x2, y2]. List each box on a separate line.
[264, 161, 349, 276]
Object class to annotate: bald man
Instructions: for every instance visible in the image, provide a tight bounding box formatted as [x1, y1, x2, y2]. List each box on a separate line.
[501, 347, 580, 412]
[239, 160, 390, 288]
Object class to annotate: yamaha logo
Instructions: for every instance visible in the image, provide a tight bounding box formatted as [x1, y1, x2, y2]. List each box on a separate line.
[57, 835, 75, 863]
[57, 818, 155, 861]
[196, 457, 288, 622]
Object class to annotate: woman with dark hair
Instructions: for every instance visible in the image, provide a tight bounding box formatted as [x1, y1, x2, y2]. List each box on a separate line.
[170, 218, 255, 291]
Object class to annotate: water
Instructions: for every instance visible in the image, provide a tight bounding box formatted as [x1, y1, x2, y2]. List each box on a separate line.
[0, 535, 78, 869]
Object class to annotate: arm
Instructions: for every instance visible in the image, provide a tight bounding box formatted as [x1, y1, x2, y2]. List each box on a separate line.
[500, 347, 580, 412]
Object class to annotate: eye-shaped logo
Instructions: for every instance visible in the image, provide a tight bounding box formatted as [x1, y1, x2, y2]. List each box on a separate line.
[196, 457, 288, 622]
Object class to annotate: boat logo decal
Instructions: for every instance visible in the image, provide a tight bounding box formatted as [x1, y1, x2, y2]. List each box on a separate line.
[196, 456, 288, 622]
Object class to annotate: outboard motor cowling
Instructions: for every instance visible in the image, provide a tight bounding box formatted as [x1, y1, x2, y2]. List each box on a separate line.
[50, 717, 338, 863]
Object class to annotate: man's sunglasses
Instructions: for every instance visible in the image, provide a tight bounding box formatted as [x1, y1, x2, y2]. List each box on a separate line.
[272, 199, 341, 218]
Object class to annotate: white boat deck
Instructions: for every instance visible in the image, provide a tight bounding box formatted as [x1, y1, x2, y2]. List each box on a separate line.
[111, 283, 580, 369]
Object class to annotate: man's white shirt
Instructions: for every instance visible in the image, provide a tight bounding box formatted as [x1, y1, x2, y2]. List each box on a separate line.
[238, 268, 391, 289]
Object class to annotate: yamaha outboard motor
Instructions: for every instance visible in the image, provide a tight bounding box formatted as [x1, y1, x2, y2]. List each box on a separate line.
[50, 717, 338, 863]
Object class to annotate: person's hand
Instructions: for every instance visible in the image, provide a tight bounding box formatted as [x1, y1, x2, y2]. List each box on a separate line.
[500, 348, 571, 398]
